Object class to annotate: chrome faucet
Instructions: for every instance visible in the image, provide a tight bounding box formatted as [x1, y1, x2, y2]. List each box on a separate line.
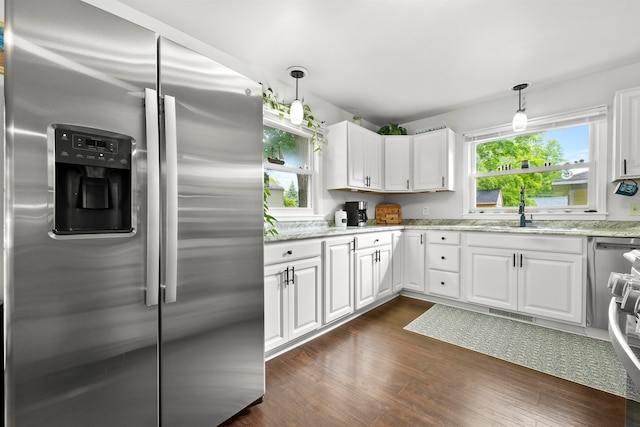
[519, 186, 533, 227]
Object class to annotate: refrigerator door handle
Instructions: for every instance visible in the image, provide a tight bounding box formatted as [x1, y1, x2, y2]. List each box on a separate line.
[145, 88, 160, 306]
[163, 94, 179, 304]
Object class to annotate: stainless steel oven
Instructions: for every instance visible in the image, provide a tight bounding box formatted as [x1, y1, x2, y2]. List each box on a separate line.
[608, 249, 640, 425]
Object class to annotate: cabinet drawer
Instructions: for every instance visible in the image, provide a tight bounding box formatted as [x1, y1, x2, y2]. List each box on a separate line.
[466, 232, 584, 254]
[355, 232, 392, 249]
[265, 240, 321, 265]
[428, 245, 460, 272]
[429, 270, 460, 299]
[427, 230, 460, 245]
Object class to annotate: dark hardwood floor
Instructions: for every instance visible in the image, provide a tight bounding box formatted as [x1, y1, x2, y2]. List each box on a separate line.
[224, 296, 625, 426]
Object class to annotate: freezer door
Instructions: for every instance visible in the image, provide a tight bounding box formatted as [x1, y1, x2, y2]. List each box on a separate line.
[158, 37, 265, 425]
[5, 1, 158, 425]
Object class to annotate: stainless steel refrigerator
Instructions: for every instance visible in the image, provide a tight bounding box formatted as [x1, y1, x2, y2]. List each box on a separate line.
[4, 1, 265, 425]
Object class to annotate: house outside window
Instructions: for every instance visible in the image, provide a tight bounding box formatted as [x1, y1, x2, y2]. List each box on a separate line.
[464, 106, 608, 218]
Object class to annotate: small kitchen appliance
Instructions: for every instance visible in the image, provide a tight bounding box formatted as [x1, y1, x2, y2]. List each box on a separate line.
[345, 201, 368, 226]
[334, 210, 347, 227]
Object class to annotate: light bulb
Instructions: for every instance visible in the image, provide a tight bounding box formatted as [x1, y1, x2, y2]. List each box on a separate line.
[512, 110, 527, 132]
[290, 99, 303, 125]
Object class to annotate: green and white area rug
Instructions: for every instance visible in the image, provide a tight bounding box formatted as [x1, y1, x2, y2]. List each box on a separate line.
[404, 304, 627, 397]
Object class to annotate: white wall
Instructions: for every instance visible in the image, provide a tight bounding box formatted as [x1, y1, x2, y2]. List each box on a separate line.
[74, 2, 640, 223]
[386, 61, 640, 221]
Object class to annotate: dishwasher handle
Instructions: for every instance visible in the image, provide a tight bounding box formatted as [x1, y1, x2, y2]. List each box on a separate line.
[596, 242, 639, 250]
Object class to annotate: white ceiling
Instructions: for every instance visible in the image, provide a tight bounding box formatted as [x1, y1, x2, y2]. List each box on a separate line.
[116, 0, 640, 125]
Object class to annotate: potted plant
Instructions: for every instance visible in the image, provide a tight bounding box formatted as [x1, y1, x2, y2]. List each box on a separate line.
[377, 123, 407, 135]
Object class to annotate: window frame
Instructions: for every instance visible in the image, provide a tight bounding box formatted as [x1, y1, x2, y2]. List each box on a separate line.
[463, 106, 608, 220]
[263, 109, 322, 220]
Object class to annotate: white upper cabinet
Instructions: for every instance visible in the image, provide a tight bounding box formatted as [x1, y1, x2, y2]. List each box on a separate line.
[613, 86, 640, 179]
[413, 128, 455, 191]
[326, 121, 383, 191]
[384, 136, 412, 191]
[326, 121, 456, 193]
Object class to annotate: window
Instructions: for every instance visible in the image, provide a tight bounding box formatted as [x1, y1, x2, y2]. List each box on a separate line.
[263, 115, 316, 217]
[465, 106, 607, 217]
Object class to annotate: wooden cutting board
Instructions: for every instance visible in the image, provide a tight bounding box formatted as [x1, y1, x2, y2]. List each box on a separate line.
[375, 204, 402, 224]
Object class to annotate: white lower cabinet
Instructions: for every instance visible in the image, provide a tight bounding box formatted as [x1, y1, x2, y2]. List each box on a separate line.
[403, 230, 426, 293]
[392, 232, 404, 293]
[323, 236, 355, 324]
[264, 240, 322, 352]
[265, 228, 589, 354]
[426, 231, 461, 299]
[465, 233, 585, 324]
[465, 246, 518, 309]
[354, 232, 393, 309]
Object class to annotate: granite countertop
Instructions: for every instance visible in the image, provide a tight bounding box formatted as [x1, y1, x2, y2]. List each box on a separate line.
[265, 219, 640, 242]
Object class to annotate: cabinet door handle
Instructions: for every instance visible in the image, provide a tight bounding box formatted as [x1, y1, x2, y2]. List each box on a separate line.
[624, 159, 627, 175]
[290, 266, 295, 285]
[284, 267, 289, 286]
[520, 254, 523, 268]
[351, 238, 356, 252]
[513, 253, 516, 267]
[420, 234, 423, 245]
[406, 179, 410, 189]
[441, 176, 445, 187]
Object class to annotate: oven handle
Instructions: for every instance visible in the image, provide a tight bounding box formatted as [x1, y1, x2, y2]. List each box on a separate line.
[608, 297, 640, 387]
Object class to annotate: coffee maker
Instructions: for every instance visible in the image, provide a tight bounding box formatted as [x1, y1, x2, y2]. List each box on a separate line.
[345, 201, 368, 226]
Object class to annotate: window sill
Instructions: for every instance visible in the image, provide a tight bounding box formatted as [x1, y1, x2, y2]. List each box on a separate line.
[462, 211, 608, 221]
[268, 209, 323, 222]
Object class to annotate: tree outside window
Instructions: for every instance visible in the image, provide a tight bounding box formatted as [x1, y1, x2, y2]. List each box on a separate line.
[263, 125, 312, 209]
[473, 125, 590, 209]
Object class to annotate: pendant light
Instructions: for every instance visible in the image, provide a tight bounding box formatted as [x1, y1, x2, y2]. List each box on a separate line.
[512, 83, 529, 132]
[288, 66, 307, 125]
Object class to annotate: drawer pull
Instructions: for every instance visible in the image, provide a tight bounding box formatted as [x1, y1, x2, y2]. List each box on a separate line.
[441, 256, 446, 260]
[286, 250, 293, 255]
[374, 239, 379, 243]
[440, 281, 445, 285]
[441, 236, 445, 241]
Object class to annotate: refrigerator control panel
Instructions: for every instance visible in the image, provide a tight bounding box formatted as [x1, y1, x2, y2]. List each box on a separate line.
[55, 126, 131, 170]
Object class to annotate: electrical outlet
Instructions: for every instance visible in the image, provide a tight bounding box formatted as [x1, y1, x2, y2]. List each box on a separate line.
[630, 203, 640, 216]
[422, 206, 430, 216]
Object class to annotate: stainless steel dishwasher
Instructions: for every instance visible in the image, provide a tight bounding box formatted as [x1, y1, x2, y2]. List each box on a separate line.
[587, 236, 640, 329]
